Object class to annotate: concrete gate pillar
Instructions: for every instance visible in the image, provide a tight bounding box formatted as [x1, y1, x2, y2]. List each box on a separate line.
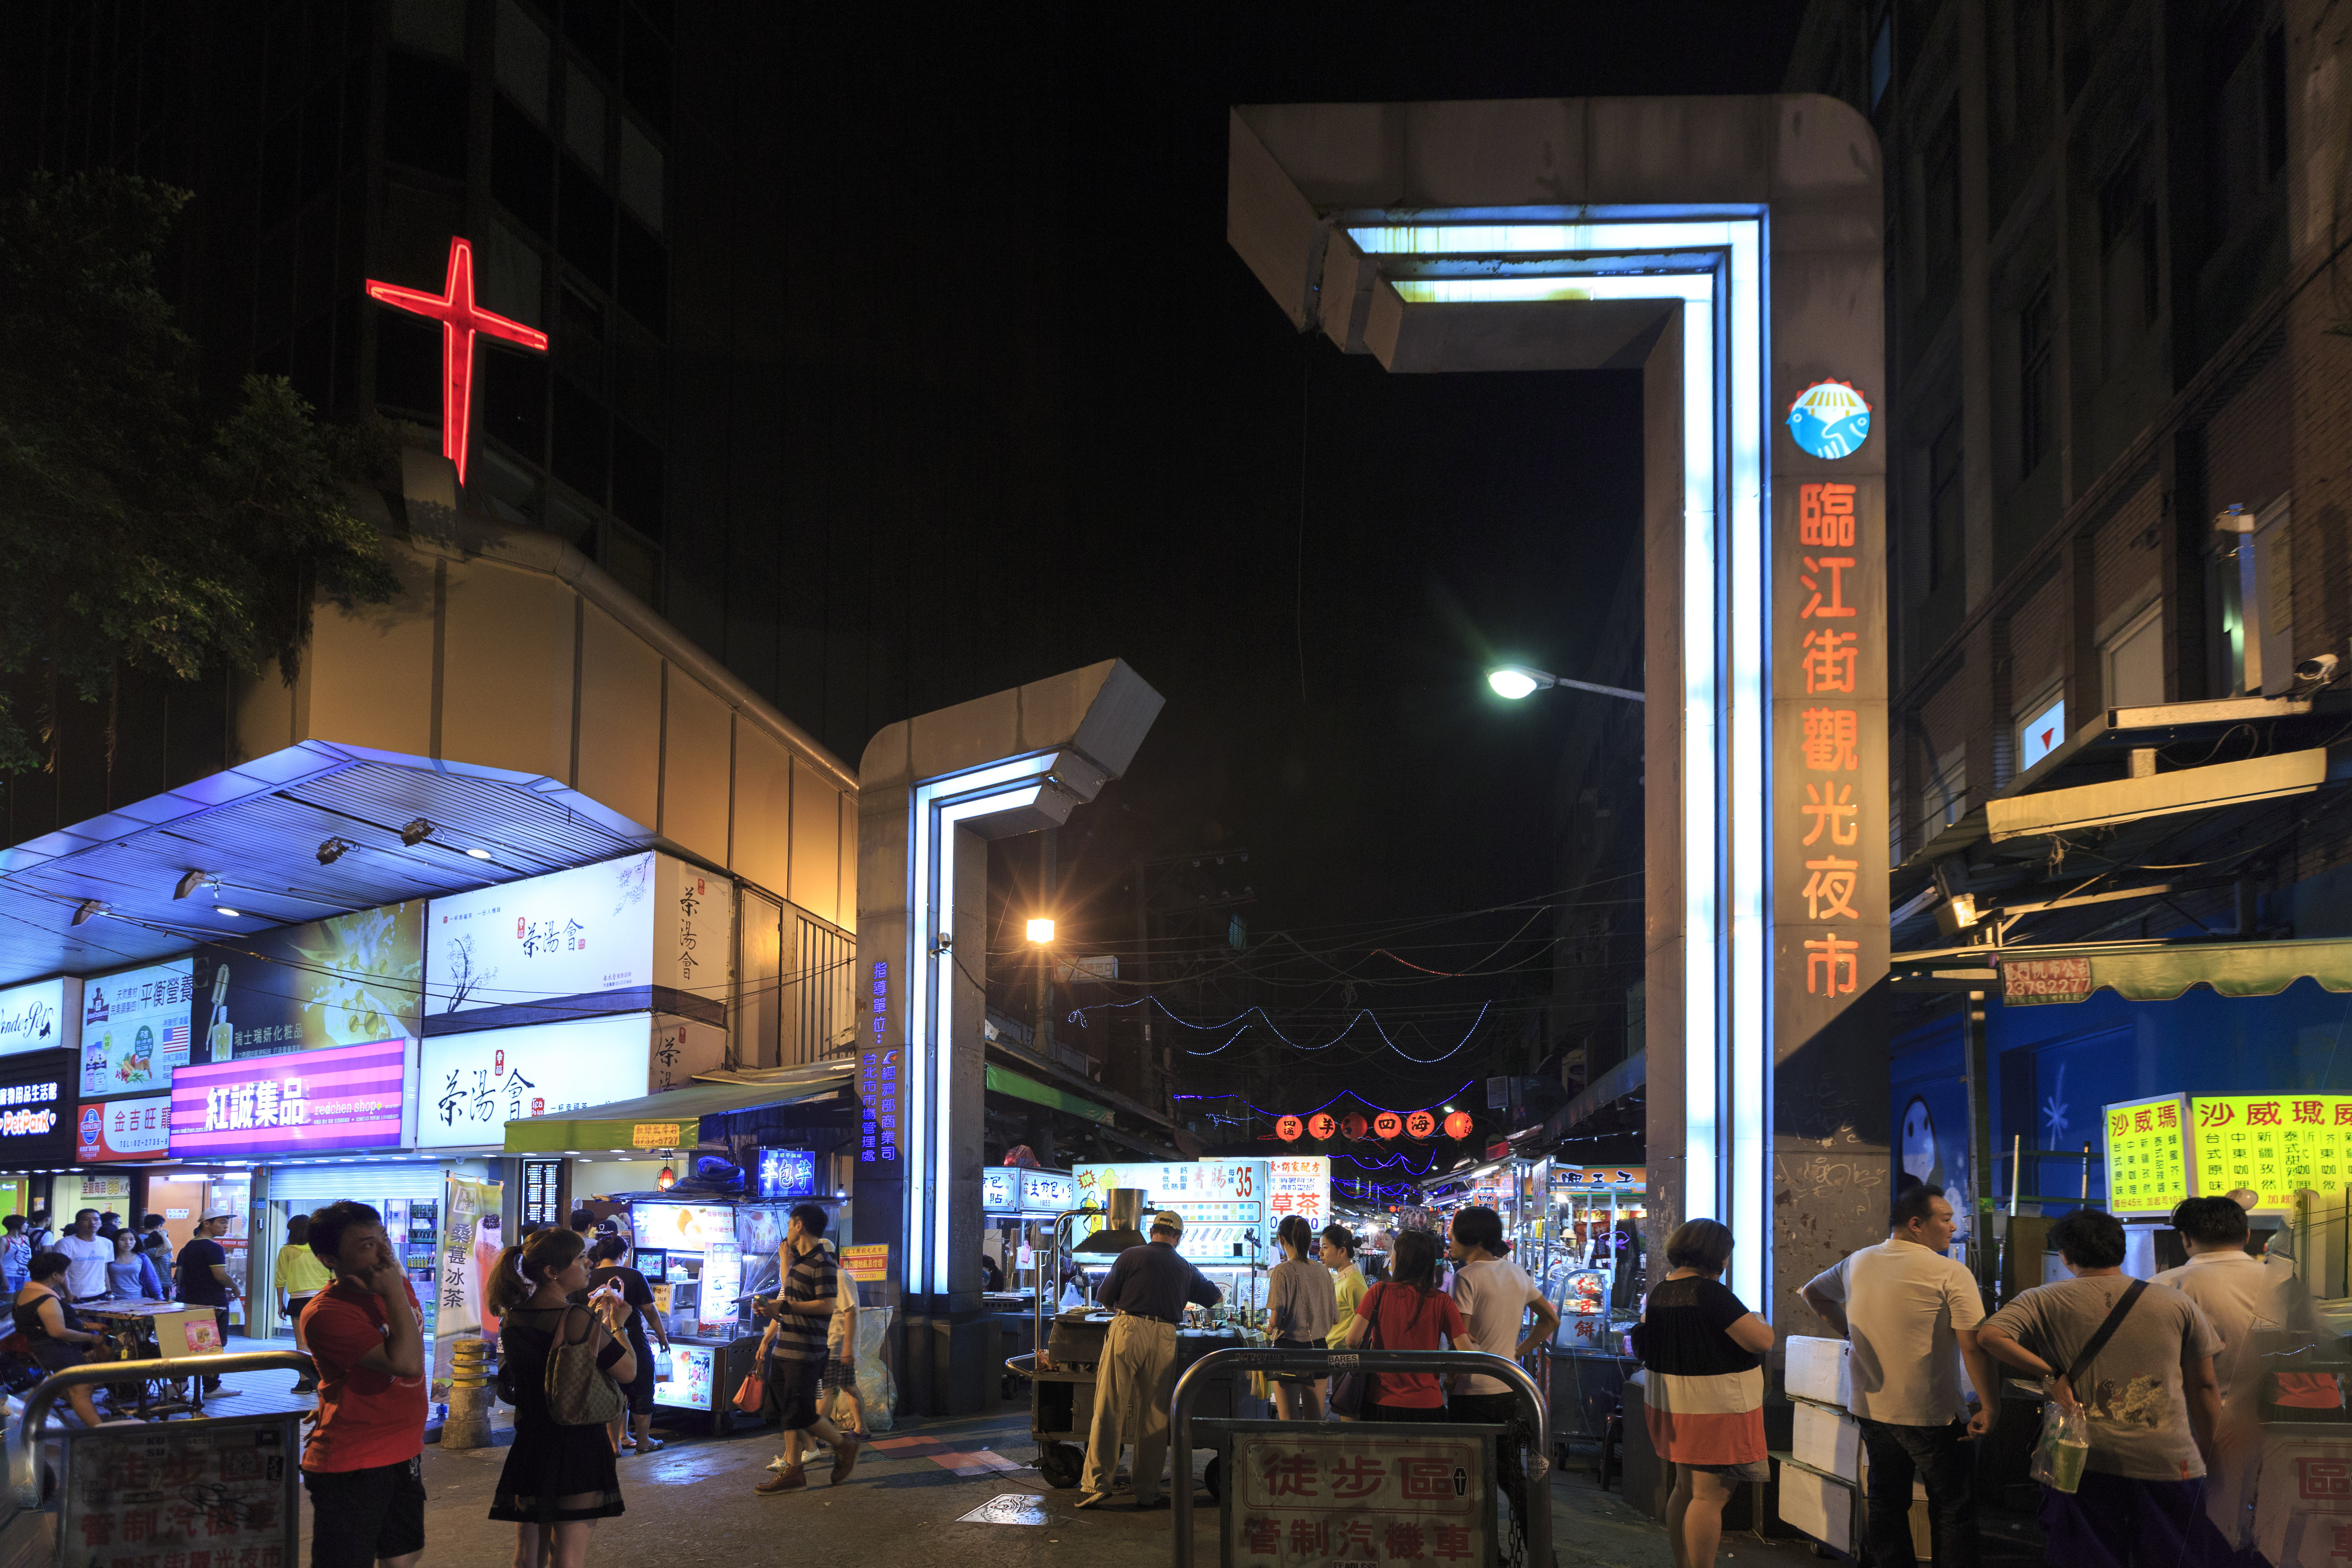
[854, 660, 1164, 1415]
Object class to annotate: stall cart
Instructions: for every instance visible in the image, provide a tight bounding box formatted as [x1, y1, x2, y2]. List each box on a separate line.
[1005, 1310, 1254, 1496]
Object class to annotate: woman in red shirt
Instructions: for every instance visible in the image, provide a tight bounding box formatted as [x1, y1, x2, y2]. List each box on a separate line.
[1342, 1230, 1465, 1421]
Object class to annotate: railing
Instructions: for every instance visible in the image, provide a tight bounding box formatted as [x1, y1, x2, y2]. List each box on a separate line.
[1170, 1346, 1551, 1568]
[11, 1350, 316, 1507]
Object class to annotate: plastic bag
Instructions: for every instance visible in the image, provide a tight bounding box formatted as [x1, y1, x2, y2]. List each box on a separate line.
[2028, 1385, 2090, 1493]
[853, 1304, 896, 1433]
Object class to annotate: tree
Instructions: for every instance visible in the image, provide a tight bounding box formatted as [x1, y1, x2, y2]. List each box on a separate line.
[0, 170, 399, 776]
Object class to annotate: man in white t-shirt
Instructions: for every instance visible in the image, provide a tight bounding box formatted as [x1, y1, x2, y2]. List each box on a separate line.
[1800, 1186, 1994, 1568]
[55, 1209, 114, 1302]
[1445, 1206, 1558, 1551]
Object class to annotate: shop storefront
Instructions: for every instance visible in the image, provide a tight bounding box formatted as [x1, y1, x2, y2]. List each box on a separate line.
[1068, 1156, 1333, 1323]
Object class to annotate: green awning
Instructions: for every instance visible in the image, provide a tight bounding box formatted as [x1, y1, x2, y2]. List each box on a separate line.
[502, 1062, 853, 1154]
[984, 1062, 1114, 1124]
[2000, 938, 2352, 1007]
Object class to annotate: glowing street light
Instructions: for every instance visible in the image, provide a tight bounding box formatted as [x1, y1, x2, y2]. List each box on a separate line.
[1026, 917, 1056, 944]
[1485, 663, 1645, 704]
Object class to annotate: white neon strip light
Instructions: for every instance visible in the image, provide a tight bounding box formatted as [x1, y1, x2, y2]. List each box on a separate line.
[1366, 217, 1767, 1309]
[907, 754, 1057, 1298]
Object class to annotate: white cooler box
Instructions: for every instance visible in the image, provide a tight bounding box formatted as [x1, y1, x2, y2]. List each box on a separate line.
[1785, 1335, 1852, 1407]
[1791, 1398, 1861, 1482]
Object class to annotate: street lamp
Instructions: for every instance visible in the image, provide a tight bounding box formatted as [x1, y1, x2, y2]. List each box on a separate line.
[1026, 917, 1056, 944]
[1485, 663, 1645, 704]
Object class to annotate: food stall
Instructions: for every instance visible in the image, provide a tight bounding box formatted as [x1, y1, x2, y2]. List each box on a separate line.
[1542, 1165, 1647, 1452]
[1069, 1157, 1333, 1322]
[628, 1196, 783, 1433]
[982, 1166, 1078, 1301]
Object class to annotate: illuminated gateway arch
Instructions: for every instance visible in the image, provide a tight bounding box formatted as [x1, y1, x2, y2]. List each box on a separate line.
[1226, 95, 1891, 1325]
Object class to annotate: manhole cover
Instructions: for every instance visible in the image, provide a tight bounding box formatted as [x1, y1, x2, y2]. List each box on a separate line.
[955, 1493, 1058, 1525]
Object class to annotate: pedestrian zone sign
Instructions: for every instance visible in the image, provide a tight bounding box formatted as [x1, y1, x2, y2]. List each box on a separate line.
[1226, 1426, 1490, 1567]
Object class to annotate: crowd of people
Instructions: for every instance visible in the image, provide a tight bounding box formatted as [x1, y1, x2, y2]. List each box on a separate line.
[1074, 1203, 1562, 1525]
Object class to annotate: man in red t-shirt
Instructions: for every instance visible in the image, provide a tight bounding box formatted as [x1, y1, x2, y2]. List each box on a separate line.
[298, 1200, 428, 1568]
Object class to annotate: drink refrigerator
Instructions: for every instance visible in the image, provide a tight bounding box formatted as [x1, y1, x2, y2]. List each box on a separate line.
[378, 1198, 441, 1344]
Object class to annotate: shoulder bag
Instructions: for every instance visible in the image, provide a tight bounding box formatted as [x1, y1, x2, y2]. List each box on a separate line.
[544, 1306, 625, 1427]
[1327, 1284, 1385, 1419]
[734, 1319, 777, 1414]
[2027, 1279, 2146, 1494]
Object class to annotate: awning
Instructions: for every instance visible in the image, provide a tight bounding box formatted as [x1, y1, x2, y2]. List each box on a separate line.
[984, 1062, 1114, 1125]
[502, 1060, 853, 1153]
[1887, 938, 2352, 1008]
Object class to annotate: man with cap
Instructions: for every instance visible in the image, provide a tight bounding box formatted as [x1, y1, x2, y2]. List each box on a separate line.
[175, 1210, 243, 1394]
[1078, 1209, 1222, 1510]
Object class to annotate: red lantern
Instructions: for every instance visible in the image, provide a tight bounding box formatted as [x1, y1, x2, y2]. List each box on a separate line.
[1443, 1110, 1474, 1140]
[1372, 1111, 1403, 1139]
[1307, 1112, 1338, 1140]
[1340, 1112, 1369, 1140]
[1405, 1109, 1436, 1139]
[1275, 1115, 1303, 1142]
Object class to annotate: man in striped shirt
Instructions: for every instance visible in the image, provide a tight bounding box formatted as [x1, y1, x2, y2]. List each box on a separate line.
[753, 1204, 861, 1494]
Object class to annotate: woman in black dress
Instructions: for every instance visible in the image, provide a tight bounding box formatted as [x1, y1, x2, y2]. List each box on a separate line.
[588, 1234, 670, 1456]
[486, 1227, 634, 1567]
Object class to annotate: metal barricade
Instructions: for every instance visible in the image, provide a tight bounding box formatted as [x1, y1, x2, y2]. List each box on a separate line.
[1171, 1346, 1551, 1568]
[11, 1350, 315, 1508]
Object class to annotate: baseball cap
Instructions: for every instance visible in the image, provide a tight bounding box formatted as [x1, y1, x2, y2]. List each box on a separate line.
[1151, 1210, 1184, 1237]
[201, 1209, 237, 1222]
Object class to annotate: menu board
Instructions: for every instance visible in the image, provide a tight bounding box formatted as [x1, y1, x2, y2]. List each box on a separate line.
[1266, 1156, 1331, 1231]
[633, 1202, 731, 1254]
[2188, 1093, 2352, 1213]
[2102, 1095, 2191, 1217]
[655, 1342, 715, 1410]
[1072, 1159, 1268, 1264]
[520, 1159, 563, 1229]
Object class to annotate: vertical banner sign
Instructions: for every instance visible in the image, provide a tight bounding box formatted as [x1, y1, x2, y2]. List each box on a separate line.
[437, 1176, 500, 1340]
[1770, 401, 1889, 1318]
[2102, 1094, 2192, 1216]
[858, 961, 899, 1163]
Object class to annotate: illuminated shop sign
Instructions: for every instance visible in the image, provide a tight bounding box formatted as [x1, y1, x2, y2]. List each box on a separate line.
[77, 1093, 172, 1162]
[415, 1012, 723, 1149]
[1786, 380, 1872, 459]
[170, 1039, 407, 1156]
[0, 978, 79, 1060]
[81, 958, 194, 1095]
[190, 904, 423, 1066]
[0, 1051, 81, 1164]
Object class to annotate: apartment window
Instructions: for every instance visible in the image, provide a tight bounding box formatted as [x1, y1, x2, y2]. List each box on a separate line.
[1927, 414, 1963, 588]
[1919, 742, 1967, 848]
[382, 50, 468, 181]
[2099, 147, 2160, 371]
[2020, 279, 2057, 475]
[2102, 601, 2164, 709]
[1921, 106, 1960, 304]
[2015, 689, 2067, 773]
[2207, 9, 2284, 246]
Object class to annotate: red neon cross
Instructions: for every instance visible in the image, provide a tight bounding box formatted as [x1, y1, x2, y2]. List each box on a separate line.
[365, 236, 547, 486]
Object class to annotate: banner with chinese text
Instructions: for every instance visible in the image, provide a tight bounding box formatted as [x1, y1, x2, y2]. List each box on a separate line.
[1226, 1423, 1490, 1568]
[2100, 1095, 2190, 1216]
[2188, 1094, 2352, 1211]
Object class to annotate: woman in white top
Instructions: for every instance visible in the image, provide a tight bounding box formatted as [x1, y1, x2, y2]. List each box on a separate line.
[1266, 1214, 1339, 1421]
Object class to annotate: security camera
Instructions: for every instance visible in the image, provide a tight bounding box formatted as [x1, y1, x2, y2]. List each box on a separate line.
[2291, 653, 2341, 697]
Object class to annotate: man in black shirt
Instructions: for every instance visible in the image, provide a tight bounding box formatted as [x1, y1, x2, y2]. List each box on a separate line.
[1077, 1211, 1220, 1510]
[176, 1210, 241, 1394]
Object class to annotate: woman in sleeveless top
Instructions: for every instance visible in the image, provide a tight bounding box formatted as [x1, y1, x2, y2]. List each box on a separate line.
[14, 1251, 104, 1426]
[486, 1228, 632, 1567]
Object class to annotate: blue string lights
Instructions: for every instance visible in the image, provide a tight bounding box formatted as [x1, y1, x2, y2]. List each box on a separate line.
[1072, 994, 1496, 1064]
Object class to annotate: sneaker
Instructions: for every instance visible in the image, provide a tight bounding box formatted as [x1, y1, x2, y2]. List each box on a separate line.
[755, 1466, 806, 1495]
[828, 1433, 860, 1486]
[1074, 1492, 1111, 1510]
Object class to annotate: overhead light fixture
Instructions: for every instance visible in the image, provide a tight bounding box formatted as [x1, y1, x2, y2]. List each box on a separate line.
[465, 847, 494, 860]
[399, 817, 434, 847]
[70, 900, 102, 926]
[657, 1165, 677, 1191]
[214, 905, 244, 919]
[173, 870, 209, 900]
[1026, 918, 1056, 944]
[316, 837, 355, 866]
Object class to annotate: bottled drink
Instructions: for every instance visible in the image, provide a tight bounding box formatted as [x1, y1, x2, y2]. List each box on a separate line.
[206, 966, 233, 1061]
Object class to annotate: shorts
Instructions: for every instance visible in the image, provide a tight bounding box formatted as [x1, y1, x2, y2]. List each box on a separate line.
[1689, 1458, 1772, 1483]
[820, 1356, 855, 1394]
[304, 1455, 427, 1568]
[768, 1355, 827, 1431]
[1268, 1338, 1321, 1384]
[622, 1335, 654, 1415]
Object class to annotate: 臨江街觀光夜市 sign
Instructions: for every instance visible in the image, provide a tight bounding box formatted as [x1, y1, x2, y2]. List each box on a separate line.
[2103, 1091, 2352, 1213]
[414, 1011, 726, 1149]
[190, 903, 423, 1066]
[77, 1092, 171, 1161]
[170, 1039, 406, 1156]
[80, 959, 193, 1095]
[423, 852, 731, 1033]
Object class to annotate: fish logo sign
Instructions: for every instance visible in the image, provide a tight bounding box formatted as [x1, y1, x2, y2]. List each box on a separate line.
[1787, 380, 1872, 459]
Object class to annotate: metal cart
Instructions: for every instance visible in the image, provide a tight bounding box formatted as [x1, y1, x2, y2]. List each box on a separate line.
[1006, 1313, 1256, 1494]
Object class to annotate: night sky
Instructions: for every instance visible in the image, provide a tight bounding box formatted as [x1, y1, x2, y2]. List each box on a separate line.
[782, 4, 1815, 1114]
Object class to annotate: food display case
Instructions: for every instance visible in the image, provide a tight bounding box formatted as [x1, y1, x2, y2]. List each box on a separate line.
[630, 1198, 781, 1429]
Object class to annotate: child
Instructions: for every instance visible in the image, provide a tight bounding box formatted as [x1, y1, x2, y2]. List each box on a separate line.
[823, 1264, 864, 1437]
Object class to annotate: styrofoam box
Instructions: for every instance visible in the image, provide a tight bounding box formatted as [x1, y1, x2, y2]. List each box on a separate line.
[1785, 1335, 1852, 1407]
[1791, 1399, 1861, 1483]
[1777, 1460, 1854, 1554]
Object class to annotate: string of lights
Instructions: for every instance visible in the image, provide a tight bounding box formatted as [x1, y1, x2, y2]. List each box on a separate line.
[1083, 992, 1497, 1064]
[1172, 1078, 1474, 1121]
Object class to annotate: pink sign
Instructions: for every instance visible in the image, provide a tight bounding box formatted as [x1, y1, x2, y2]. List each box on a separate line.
[170, 1039, 406, 1155]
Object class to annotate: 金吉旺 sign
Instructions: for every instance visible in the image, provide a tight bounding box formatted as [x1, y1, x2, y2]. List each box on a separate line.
[80, 958, 193, 1094]
[77, 1092, 172, 1162]
[170, 1039, 406, 1156]
[2188, 1094, 2352, 1212]
[1786, 380, 1872, 459]
[2101, 1095, 2191, 1217]
[1227, 1424, 1489, 1568]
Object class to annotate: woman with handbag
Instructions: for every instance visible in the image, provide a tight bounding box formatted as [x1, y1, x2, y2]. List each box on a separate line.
[1337, 1229, 1465, 1422]
[1267, 1215, 1339, 1420]
[486, 1228, 633, 1568]
[1633, 1220, 1774, 1568]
